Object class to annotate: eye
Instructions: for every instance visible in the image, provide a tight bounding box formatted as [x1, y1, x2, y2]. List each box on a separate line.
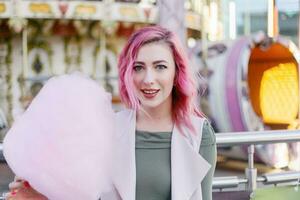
[156, 64, 167, 70]
[133, 65, 144, 72]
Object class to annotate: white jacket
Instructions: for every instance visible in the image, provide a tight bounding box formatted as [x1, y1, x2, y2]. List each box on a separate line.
[101, 109, 211, 200]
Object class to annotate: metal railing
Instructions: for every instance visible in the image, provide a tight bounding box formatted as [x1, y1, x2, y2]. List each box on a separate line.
[214, 129, 300, 191]
[213, 171, 300, 190]
[216, 129, 300, 146]
[1, 129, 300, 193]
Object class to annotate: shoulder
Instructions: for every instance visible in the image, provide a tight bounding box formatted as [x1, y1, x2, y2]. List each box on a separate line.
[190, 115, 216, 145]
[201, 119, 216, 146]
[115, 109, 136, 128]
[115, 109, 132, 117]
[190, 115, 205, 130]
[190, 115, 214, 133]
[115, 109, 134, 119]
[190, 115, 209, 132]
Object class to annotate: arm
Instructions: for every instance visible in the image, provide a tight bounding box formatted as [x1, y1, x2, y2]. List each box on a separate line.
[199, 120, 217, 200]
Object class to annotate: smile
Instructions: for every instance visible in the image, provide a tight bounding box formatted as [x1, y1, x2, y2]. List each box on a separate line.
[141, 89, 160, 98]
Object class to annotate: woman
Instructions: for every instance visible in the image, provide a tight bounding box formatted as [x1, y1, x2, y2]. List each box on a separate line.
[6, 26, 216, 200]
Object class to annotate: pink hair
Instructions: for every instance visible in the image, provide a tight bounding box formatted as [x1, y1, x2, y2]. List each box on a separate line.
[118, 26, 203, 133]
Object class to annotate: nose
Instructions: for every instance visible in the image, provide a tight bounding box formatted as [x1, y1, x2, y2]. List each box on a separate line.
[143, 69, 154, 85]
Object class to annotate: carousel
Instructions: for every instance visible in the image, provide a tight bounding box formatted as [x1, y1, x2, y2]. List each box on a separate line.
[0, 0, 202, 134]
[192, 32, 300, 170]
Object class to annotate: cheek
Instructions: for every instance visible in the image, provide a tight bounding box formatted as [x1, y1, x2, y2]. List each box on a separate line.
[161, 74, 175, 91]
[132, 75, 143, 95]
[132, 74, 141, 87]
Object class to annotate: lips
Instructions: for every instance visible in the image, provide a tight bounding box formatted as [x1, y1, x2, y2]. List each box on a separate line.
[141, 89, 160, 98]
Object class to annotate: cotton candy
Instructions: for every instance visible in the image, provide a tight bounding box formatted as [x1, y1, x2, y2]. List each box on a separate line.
[3, 73, 115, 200]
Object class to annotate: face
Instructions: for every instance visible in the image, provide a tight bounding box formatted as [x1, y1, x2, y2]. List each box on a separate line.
[132, 42, 176, 110]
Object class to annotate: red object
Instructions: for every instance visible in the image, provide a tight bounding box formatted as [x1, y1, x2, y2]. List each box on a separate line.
[0, 22, 10, 38]
[116, 23, 135, 38]
[52, 21, 77, 37]
[24, 181, 31, 188]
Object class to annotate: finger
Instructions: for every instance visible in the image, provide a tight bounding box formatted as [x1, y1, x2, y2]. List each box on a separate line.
[3, 191, 16, 200]
[13, 176, 24, 182]
[8, 181, 23, 190]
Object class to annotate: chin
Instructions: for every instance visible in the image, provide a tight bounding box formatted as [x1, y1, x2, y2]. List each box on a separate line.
[139, 99, 158, 108]
[141, 99, 167, 110]
[141, 102, 160, 109]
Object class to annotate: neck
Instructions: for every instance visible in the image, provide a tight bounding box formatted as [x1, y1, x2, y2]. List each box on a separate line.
[136, 97, 173, 132]
[139, 95, 172, 120]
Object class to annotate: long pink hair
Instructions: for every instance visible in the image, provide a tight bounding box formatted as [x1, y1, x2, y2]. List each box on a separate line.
[118, 26, 203, 133]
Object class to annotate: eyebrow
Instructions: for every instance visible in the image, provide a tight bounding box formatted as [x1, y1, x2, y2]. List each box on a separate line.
[134, 60, 168, 65]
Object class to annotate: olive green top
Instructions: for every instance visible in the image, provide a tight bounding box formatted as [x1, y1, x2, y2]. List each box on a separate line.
[135, 121, 217, 200]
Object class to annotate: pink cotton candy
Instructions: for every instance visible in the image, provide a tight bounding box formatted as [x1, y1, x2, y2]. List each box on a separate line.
[3, 73, 115, 200]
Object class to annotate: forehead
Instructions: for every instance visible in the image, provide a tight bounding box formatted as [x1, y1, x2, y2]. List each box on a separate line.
[136, 42, 174, 63]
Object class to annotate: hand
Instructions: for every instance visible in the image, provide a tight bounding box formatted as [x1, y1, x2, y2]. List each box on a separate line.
[5, 177, 47, 200]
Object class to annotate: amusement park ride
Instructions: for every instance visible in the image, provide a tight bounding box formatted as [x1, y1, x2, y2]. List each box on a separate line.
[0, 0, 300, 198]
[193, 32, 300, 170]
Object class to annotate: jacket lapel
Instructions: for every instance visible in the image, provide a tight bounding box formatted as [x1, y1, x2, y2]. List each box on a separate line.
[113, 109, 136, 200]
[171, 117, 211, 200]
[113, 110, 211, 200]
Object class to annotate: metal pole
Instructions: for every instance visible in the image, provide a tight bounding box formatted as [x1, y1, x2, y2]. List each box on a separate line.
[157, 0, 186, 45]
[244, 0, 251, 35]
[216, 129, 300, 146]
[298, 0, 300, 126]
[22, 28, 28, 79]
[298, 0, 300, 48]
[20, 27, 28, 103]
[268, 0, 278, 37]
[201, 2, 209, 62]
[245, 144, 257, 191]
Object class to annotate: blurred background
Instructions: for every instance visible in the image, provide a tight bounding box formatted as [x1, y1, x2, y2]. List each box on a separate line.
[0, 0, 299, 199]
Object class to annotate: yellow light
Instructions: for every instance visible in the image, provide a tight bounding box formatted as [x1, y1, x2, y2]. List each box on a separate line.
[260, 63, 299, 124]
[0, 3, 6, 13]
